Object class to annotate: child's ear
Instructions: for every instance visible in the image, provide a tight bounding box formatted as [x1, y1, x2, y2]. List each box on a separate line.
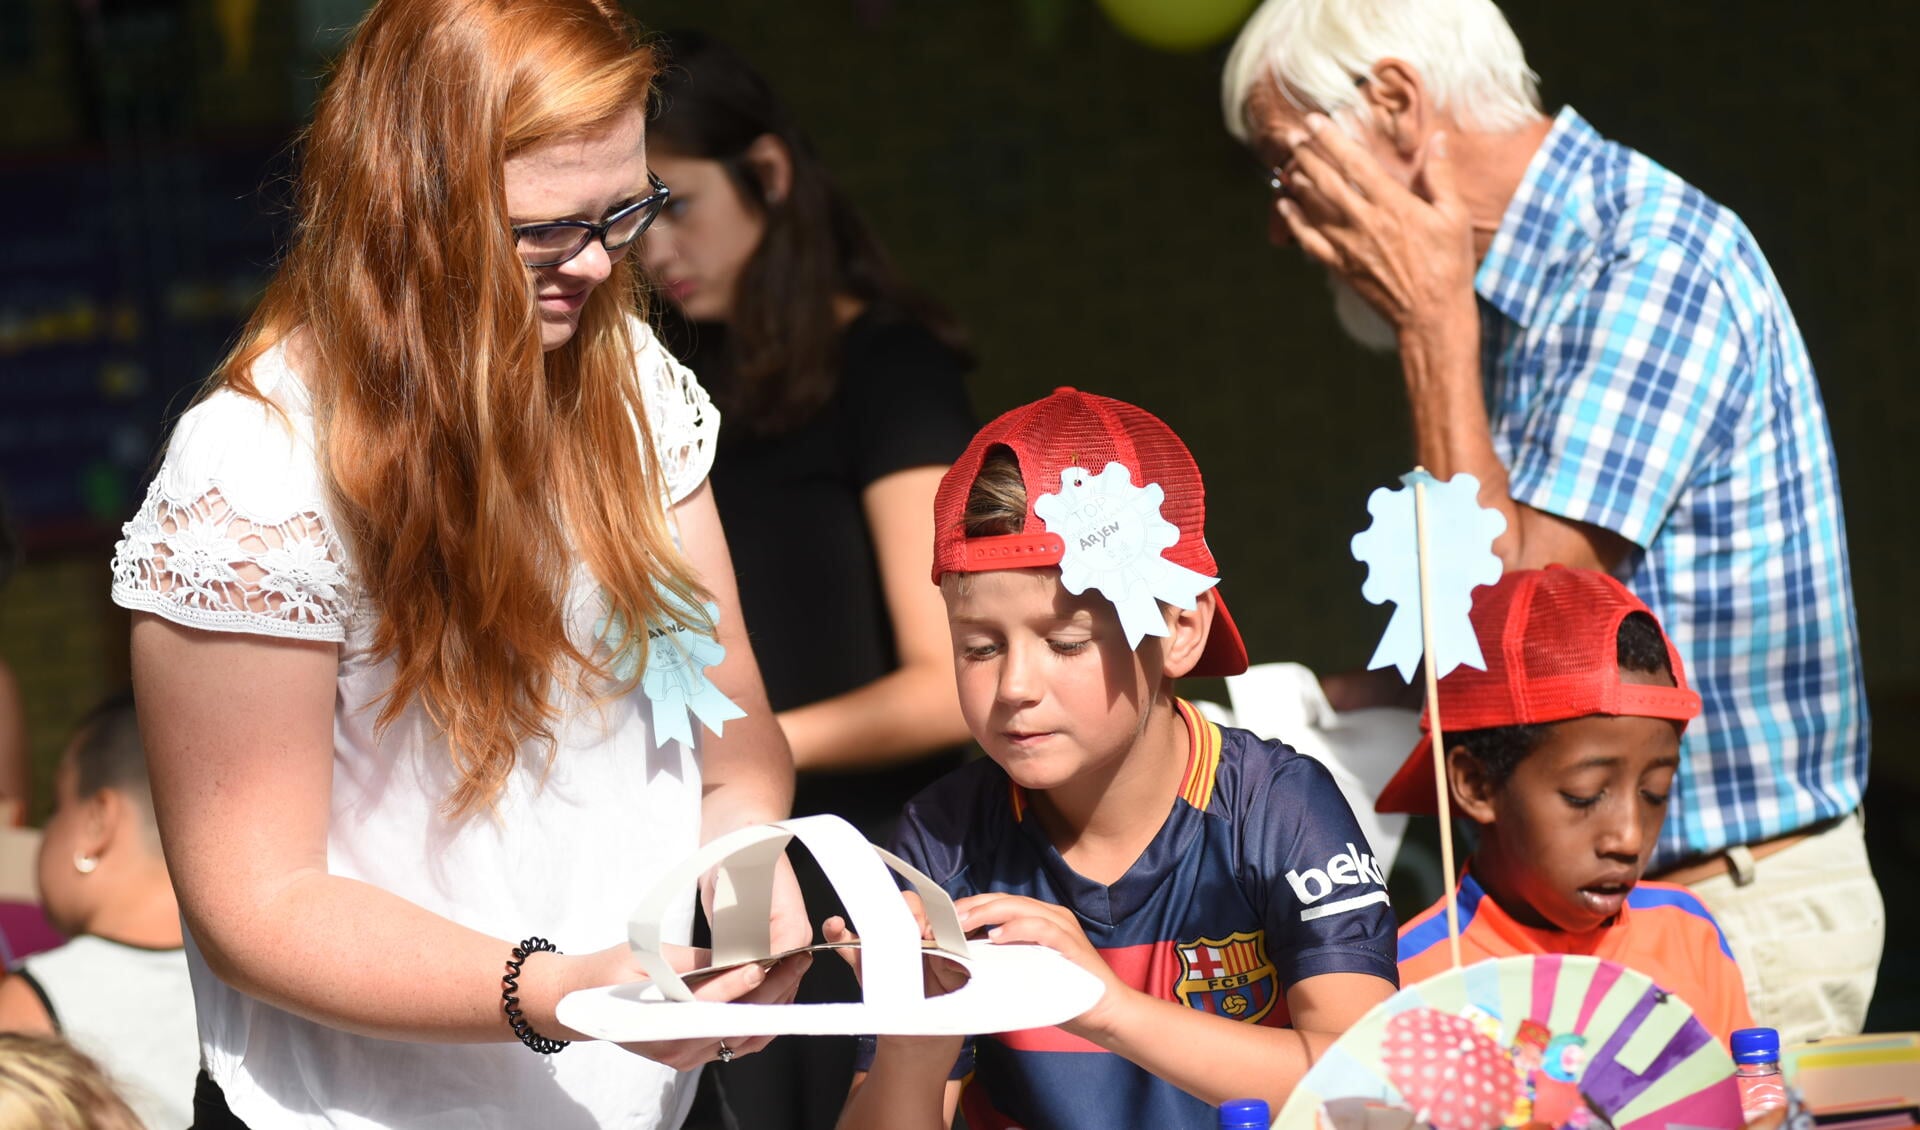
[1159, 590, 1218, 680]
[1446, 746, 1500, 825]
[79, 788, 123, 863]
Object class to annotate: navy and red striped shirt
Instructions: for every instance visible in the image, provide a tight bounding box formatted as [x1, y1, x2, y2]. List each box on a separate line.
[859, 699, 1398, 1130]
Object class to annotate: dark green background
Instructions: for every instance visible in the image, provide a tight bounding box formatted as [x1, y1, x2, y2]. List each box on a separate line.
[0, 0, 1912, 1027]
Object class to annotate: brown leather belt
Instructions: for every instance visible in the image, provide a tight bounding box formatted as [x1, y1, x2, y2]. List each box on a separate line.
[1648, 815, 1846, 887]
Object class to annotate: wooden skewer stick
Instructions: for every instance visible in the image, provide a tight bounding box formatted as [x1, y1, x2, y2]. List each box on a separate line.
[1411, 468, 1463, 970]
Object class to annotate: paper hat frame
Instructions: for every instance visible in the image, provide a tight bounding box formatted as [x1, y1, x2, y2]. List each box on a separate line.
[557, 814, 1106, 1040]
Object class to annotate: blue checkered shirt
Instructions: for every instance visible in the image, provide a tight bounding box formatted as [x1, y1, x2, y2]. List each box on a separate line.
[1475, 107, 1868, 867]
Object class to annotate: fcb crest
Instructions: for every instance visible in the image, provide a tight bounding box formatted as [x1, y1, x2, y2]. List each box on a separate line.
[1175, 931, 1278, 1023]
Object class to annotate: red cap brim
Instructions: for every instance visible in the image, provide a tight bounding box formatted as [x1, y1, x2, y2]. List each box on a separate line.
[1374, 732, 1440, 815]
[1192, 588, 1248, 678]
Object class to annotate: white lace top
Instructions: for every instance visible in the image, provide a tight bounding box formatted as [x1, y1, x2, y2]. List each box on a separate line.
[110, 319, 722, 1130]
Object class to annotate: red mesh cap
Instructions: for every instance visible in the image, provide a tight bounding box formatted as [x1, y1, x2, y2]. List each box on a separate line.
[1374, 566, 1702, 815]
[931, 387, 1248, 677]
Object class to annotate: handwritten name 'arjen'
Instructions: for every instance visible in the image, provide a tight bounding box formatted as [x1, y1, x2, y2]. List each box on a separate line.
[1079, 521, 1122, 551]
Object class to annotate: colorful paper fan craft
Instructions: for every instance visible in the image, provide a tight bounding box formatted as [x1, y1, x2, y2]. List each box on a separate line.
[1276, 955, 1743, 1130]
[1382, 1008, 1523, 1129]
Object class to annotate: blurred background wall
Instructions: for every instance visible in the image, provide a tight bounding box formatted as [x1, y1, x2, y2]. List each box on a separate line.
[0, 0, 1912, 1025]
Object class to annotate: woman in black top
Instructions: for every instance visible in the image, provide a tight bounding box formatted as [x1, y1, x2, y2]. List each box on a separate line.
[640, 32, 975, 1130]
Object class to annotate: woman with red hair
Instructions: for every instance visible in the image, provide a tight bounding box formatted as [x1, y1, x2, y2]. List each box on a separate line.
[108, 2, 808, 1125]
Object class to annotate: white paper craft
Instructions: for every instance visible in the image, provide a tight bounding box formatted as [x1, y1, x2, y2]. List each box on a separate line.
[1032, 462, 1219, 649]
[1350, 470, 1506, 682]
[1349, 468, 1506, 970]
[556, 814, 1106, 1039]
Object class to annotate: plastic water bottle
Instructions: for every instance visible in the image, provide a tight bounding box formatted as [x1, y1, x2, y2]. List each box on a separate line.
[1219, 1097, 1271, 1129]
[1733, 1027, 1787, 1120]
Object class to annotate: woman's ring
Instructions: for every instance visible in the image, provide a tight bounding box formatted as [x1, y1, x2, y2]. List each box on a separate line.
[717, 1042, 735, 1063]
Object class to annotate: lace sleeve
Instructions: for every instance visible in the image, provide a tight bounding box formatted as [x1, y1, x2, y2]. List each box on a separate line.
[633, 318, 719, 504]
[111, 483, 351, 642]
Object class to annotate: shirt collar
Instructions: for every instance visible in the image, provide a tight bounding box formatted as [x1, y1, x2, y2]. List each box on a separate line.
[1005, 697, 1219, 823]
[1474, 106, 1606, 329]
[1457, 866, 1628, 960]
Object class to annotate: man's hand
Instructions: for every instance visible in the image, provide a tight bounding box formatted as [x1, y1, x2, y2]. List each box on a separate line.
[1277, 116, 1477, 341]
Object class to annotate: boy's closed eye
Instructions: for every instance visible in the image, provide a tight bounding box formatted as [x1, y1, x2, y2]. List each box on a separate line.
[1556, 783, 1673, 810]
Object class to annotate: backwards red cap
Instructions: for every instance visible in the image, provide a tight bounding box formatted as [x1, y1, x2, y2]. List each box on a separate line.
[1374, 566, 1701, 815]
[931, 387, 1248, 678]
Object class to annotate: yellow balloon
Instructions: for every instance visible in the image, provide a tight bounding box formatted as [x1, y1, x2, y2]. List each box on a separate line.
[1095, 0, 1259, 53]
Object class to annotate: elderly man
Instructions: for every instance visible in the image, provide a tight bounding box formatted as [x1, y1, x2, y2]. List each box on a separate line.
[1220, 0, 1879, 1043]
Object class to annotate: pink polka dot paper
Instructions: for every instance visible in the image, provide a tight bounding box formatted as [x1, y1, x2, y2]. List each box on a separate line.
[1275, 956, 1744, 1130]
[1382, 1008, 1522, 1130]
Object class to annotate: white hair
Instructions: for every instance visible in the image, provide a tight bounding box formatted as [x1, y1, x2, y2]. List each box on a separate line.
[1221, 0, 1543, 142]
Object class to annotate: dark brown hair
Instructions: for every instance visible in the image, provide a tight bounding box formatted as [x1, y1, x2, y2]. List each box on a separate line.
[648, 30, 968, 437]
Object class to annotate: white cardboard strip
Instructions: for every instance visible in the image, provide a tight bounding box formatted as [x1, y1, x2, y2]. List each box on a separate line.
[561, 814, 1104, 1040]
[628, 815, 970, 1006]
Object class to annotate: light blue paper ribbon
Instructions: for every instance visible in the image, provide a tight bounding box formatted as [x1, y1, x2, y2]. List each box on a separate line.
[598, 587, 747, 751]
[1350, 470, 1507, 682]
[1032, 462, 1219, 650]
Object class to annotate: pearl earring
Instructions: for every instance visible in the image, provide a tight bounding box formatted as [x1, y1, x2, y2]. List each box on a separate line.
[73, 853, 98, 875]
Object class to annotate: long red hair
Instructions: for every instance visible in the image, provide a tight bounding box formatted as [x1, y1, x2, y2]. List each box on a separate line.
[214, 0, 702, 815]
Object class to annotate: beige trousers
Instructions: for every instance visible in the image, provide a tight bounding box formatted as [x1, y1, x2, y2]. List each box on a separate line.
[1681, 811, 1884, 1045]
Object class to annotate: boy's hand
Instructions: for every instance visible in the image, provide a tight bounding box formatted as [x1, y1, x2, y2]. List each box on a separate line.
[824, 893, 971, 1002]
[954, 892, 1127, 1039]
[826, 897, 969, 1060]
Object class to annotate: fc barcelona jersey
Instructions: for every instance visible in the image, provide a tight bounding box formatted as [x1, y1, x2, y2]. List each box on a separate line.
[866, 699, 1399, 1130]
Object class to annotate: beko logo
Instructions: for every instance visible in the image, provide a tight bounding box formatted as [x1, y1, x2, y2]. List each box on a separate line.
[1284, 843, 1390, 922]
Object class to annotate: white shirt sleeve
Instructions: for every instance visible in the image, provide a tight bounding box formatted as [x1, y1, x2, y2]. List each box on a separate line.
[631, 317, 719, 505]
[110, 376, 352, 643]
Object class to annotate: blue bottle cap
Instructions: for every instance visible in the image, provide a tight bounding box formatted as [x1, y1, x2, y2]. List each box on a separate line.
[1219, 1097, 1272, 1128]
[1731, 1027, 1780, 1064]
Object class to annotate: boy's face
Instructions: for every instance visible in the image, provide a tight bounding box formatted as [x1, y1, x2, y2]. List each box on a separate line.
[941, 568, 1165, 792]
[1464, 670, 1683, 934]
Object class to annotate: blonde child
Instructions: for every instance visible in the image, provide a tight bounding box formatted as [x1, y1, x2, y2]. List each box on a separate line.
[835, 389, 1399, 1129]
[0, 696, 194, 1128]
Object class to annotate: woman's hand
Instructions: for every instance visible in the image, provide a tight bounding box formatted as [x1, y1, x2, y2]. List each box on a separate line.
[616, 951, 812, 1069]
[953, 892, 1126, 1039]
[555, 939, 813, 1070]
[697, 851, 813, 958]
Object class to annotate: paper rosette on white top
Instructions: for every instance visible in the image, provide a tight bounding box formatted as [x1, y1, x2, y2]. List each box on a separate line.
[556, 814, 1106, 1039]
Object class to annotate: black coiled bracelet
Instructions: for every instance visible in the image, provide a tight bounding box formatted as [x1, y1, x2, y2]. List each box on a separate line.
[502, 936, 571, 1054]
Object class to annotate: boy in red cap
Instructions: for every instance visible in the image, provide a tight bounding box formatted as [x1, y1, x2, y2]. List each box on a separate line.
[1384, 566, 1755, 1045]
[836, 389, 1399, 1130]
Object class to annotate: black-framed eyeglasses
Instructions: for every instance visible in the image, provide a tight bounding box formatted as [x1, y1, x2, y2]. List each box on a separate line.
[512, 172, 670, 268]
